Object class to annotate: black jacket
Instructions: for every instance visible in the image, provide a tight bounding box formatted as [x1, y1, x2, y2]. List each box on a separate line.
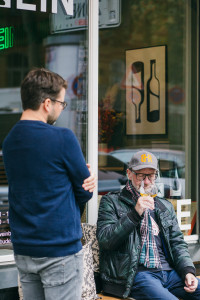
[97, 188, 195, 298]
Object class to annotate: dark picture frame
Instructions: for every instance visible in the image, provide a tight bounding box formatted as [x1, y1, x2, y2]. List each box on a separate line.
[125, 45, 167, 136]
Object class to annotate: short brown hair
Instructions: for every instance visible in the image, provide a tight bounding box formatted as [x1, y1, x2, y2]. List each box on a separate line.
[21, 68, 68, 111]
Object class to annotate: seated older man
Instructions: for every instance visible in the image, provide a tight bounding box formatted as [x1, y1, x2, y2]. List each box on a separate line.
[97, 150, 200, 300]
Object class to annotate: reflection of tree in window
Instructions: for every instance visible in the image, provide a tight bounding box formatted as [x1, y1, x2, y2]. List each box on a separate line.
[7, 53, 28, 87]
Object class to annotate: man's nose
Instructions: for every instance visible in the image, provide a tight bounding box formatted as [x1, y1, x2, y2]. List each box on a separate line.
[143, 175, 151, 184]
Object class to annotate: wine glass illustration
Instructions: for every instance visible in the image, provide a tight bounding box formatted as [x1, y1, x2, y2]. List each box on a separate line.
[147, 59, 160, 122]
[131, 61, 144, 123]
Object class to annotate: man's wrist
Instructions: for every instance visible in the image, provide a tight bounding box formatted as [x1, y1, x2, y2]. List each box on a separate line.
[182, 267, 196, 280]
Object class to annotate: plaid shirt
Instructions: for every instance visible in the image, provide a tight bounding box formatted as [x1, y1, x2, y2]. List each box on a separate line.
[126, 180, 161, 268]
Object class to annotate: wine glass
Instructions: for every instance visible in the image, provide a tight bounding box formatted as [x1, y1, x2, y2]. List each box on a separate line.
[139, 181, 158, 198]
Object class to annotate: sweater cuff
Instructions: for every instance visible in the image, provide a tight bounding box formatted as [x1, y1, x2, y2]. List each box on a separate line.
[182, 266, 196, 280]
[127, 208, 143, 225]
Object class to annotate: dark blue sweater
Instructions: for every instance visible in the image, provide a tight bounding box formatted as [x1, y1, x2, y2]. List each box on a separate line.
[3, 120, 93, 257]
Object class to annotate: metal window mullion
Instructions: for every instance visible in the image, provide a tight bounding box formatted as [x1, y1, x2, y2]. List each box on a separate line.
[185, 0, 192, 200]
[87, 0, 99, 224]
[197, 0, 200, 240]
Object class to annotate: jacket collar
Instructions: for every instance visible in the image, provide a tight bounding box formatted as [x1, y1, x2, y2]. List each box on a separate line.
[119, 187, 137, 207]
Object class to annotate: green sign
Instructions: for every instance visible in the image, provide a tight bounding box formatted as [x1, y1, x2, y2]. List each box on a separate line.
[0, 26, 14, 50]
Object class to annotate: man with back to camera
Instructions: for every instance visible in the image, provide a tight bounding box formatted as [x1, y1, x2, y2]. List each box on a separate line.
[97, 150, 200, 299]
[3, 68, 96, 300]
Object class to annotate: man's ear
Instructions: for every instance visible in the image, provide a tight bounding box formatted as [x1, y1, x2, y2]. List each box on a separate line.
[126, 169, 131, 180]
[43, 98, 51, 112]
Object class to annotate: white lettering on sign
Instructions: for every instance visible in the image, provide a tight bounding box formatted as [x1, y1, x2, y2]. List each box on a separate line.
[17, 0, 36, 11]
[0, 0, 73, 15]
[41, 0, 47, 12]
[0, 0, 10, 8]
[52, 0, 73, 15]
[177, 199, 191, 231]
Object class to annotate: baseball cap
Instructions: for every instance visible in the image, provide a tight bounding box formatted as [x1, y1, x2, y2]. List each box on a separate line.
[128, 150, 158, 171]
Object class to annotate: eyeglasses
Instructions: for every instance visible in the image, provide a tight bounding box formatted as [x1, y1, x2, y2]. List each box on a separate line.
[50, 98, 67, 110]
[130, 169, 158, 181]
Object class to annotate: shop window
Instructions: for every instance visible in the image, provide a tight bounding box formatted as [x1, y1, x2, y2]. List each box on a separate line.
[0, 0, 89, 253]
[98, 0, 199, 241]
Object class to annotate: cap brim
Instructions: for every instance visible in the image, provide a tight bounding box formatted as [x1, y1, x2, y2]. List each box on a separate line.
[131, 164, 158, 171]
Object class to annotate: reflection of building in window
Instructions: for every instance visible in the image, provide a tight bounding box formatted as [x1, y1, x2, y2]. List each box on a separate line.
[7, 53, 28, 87]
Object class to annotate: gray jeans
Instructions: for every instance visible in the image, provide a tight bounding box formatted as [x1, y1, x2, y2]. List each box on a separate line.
[15, 250, 83, 300]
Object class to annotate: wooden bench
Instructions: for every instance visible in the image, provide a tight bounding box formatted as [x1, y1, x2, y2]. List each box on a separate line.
[97, 294, 122, 300]
[97, 294, 134, 300]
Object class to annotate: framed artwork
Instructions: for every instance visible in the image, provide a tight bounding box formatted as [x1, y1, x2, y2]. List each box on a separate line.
[126, 45, 167, 135]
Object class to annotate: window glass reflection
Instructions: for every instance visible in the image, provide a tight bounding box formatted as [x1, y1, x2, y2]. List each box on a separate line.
[0, 0, 89, 245]
[98, 0, 198, 238]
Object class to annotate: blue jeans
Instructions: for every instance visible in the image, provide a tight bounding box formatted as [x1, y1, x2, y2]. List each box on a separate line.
[130, 270, 200, 300]
[15, 250, 83, 300]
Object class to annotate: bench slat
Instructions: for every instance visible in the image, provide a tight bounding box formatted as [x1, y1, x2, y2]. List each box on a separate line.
[97, 295, 121, 300]
[97, 294, 135, 300]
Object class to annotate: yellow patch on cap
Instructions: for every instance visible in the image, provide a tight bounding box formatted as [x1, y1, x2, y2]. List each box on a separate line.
[141, 154, 152, 163]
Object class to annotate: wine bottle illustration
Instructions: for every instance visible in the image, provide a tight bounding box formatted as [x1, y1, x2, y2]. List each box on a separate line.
[147, 59, 160, 122]
[131, 61, 144, 123]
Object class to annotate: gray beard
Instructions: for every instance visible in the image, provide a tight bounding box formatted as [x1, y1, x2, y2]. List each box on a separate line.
[132, 181, 141, 192]
[135, 182, 157, 194]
